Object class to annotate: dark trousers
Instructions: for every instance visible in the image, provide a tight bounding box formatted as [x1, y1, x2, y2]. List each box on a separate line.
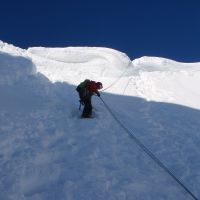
[82, 96, 92, 117]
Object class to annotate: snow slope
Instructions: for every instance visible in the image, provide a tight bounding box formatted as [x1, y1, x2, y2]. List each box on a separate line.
[0, 41, 200, 200]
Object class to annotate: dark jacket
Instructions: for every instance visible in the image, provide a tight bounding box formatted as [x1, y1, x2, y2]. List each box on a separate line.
[76, 80, 100, 100]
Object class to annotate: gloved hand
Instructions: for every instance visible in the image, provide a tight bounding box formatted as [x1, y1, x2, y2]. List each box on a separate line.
[97, 93, 100, 97]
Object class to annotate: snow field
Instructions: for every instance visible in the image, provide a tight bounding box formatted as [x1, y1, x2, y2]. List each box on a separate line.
[0, 41, 200, 199]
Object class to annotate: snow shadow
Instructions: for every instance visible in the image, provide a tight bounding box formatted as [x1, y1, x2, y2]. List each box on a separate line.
[0, 52, 200, 199]
[49, 81, 200, 200]
[42, 79, 200, 199]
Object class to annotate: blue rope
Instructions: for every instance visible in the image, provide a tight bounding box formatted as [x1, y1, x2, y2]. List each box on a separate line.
[99, 96, 198, 200]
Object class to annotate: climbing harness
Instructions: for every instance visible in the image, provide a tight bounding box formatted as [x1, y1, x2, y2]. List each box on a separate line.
[99, 96, 198, 200]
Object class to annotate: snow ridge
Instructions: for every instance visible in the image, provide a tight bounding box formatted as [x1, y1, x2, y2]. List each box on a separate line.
[27, 46, 132, 83]
[0, 52, 36, 85]
[132, 56, 200, 72]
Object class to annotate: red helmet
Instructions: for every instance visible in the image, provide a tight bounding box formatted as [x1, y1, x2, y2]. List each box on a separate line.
[96, 82, 103, 89]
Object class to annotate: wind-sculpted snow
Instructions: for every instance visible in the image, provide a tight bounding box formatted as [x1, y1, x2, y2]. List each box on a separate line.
[26, 46, 200, 109]
[27, 47, 132, 83]
[1, 41, 200, 200]
[0, 40, 25, 56]
[132, 56, 200, 72]
[0, 52, 36, 85]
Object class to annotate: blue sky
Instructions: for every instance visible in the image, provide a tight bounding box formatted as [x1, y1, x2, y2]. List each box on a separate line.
[1, 0, 200, 62]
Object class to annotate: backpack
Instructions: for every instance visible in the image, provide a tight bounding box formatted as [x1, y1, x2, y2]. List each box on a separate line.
[76, 79, 90, 98]
[79, 79, 90, 90]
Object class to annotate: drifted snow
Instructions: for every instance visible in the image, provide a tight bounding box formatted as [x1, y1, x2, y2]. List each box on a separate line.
[0, 41, 200, 200]
[27, 46, 132, 84]
[0, 52, 36, 85]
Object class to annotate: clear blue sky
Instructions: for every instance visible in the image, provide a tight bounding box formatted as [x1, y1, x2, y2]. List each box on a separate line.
[1, 0, 200, 62]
